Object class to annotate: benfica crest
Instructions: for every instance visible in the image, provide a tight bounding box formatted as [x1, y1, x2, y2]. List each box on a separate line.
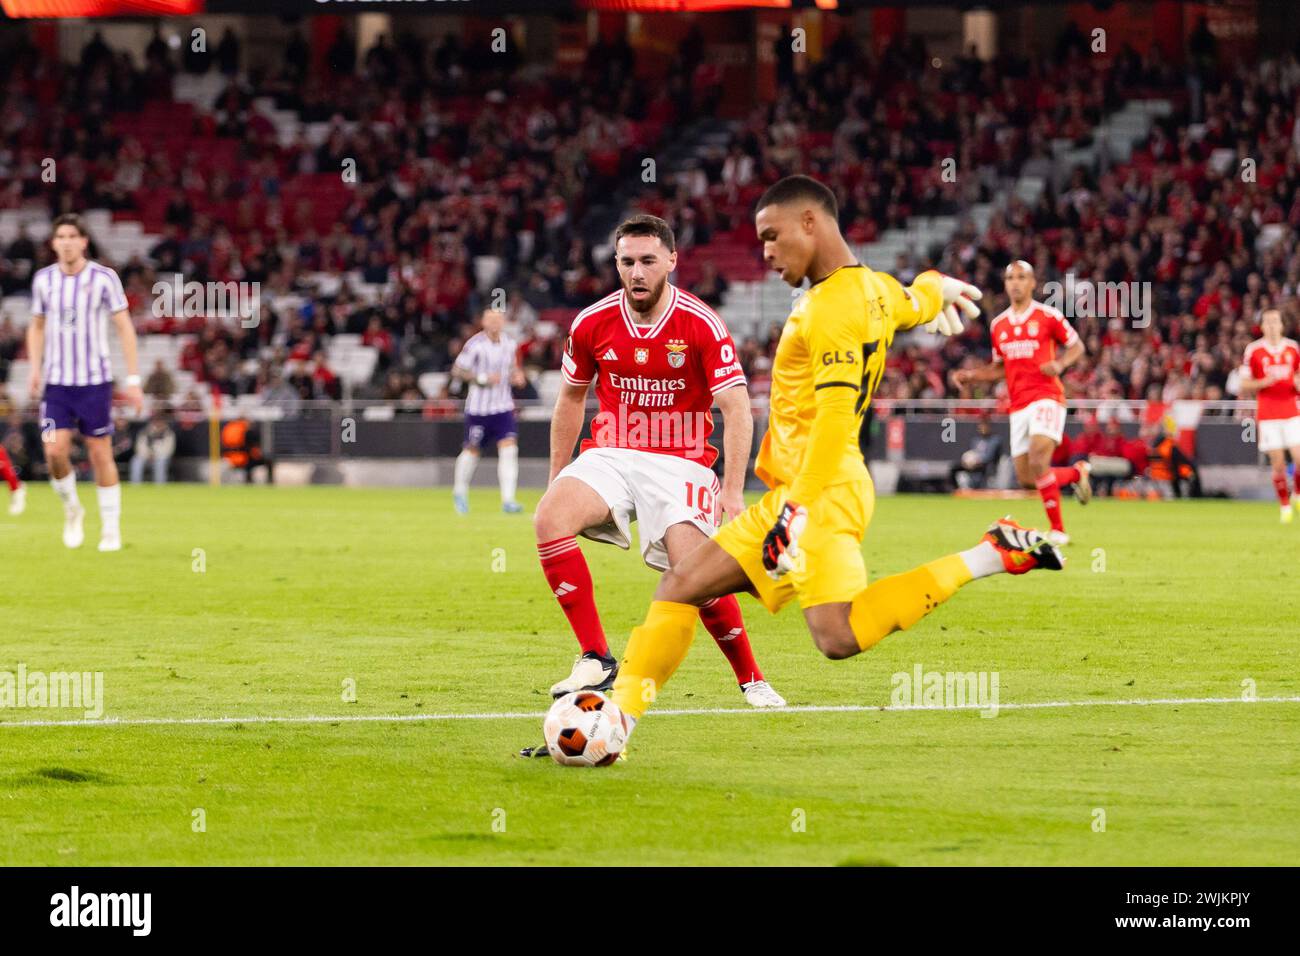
[666, 339, 688, 368]
[634, 347, 650, 365]
[1027, 320, 1039, 337]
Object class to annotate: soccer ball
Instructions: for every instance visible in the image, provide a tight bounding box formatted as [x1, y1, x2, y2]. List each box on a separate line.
[543, 691, 628, 767]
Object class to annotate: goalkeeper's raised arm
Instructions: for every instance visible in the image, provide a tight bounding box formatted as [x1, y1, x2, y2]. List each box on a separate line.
[891, 269, 983, 336]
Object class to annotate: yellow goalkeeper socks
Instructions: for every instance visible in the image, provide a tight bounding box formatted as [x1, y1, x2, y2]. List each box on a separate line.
[611, 601, 700, 719]
[848, 554, 972, 652]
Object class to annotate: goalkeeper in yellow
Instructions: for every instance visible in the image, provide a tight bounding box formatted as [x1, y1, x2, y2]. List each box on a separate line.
[605, 175, 1064, 746]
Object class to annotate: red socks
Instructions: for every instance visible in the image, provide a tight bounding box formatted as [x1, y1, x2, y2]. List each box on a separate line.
[1275, 473, 1292, 506]
[700, 595, 764, 685]
[539, 536, 766, 685]
[538, 537, 609, 657]
[1035, 470, 1065, 533]
[0, 447, 18, 492]
[1052, 465, 1080, 486]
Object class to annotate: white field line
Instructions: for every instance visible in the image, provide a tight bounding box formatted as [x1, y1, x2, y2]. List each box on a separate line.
[0, 695, 1297, 730]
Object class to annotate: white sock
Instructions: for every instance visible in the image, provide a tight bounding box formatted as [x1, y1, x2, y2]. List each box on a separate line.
[958, 541, 1004, 580]
[97, 483, 121, 537]
[453, 450, 479, 497]
[498, 444, 518, 504]
[51, 472, 80, 509]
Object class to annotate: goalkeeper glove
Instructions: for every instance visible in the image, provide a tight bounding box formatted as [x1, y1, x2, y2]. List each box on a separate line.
[761, 501, 808, 581]
[924, 274, 983, 336]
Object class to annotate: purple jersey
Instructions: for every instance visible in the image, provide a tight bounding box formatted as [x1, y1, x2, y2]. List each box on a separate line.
[454, 331, 516, 416]
[32, 261, 128, 387]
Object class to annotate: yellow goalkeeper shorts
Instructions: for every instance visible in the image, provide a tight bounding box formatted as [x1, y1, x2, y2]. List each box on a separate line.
[713, 478, 874, 613]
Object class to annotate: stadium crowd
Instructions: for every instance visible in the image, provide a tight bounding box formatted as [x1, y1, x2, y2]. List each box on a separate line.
[0, 24, 713, 405]
[0, 20, 1296, 428]
[914, 51, 1300, 416]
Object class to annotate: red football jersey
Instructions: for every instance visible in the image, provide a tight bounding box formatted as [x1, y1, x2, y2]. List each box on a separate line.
[561, 285, 747, 468]
[1242, 337, 1300, 421]
[990, 301, 1080, 412]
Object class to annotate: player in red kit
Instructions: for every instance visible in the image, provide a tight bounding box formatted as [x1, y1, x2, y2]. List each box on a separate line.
[1238, 309, 1300, 523]
[531, 214, 785, 712]
[954, 260, 1091, 545]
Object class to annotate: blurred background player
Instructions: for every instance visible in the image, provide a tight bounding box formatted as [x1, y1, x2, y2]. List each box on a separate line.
[221, 417, 274, 484]
[0, 445, 23, 515]
[949, 414, 1003, 490]
[449, 308, 524, 515]
[1238, 309, 1300, 522]
[533, 214, 784, 710]
[1144, 415, 1201, 500]
[130, 411, 176, 485]
[603, 177, 1062, 752]
[953, 261, 1091, 546]
[25, 214, 143, 551]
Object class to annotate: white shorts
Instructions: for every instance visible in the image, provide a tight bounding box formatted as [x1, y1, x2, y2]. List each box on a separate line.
[557, 447, 720, 572]
[1258, 416, 1300, 453]
[1009, 399, 1067, 457]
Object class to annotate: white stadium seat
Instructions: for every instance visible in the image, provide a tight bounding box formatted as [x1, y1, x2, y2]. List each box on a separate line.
[418, 372, 449, 397]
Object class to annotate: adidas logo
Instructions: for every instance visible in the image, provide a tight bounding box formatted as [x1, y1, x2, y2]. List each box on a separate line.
[718, 627, 743, 642]
[554, 582, 577, 597]
[600, 348, 618, 361]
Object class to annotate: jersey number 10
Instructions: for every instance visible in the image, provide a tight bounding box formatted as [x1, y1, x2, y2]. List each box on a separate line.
[684, 481, 713, 516]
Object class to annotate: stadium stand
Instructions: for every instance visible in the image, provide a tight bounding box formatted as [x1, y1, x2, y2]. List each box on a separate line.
[1, 19, 1295, 453]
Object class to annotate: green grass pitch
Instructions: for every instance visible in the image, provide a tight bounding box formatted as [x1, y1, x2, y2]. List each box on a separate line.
[1, 484, 1297, 866]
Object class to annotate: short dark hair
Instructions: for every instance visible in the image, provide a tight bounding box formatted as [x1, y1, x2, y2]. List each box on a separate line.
[614, 214, 675, 254]
[756, 175, 838, 219]
[51, 213, 87, 237]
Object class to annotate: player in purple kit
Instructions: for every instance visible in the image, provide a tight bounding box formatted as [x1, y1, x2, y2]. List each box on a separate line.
[450, 307, 525, 514]
[25, 214, 144, 551]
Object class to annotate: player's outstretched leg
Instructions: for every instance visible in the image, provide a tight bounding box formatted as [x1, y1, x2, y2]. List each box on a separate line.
[805, 517, 1064, 660]
[662, 522, 784, 708]
[609, 538, 751, 730]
